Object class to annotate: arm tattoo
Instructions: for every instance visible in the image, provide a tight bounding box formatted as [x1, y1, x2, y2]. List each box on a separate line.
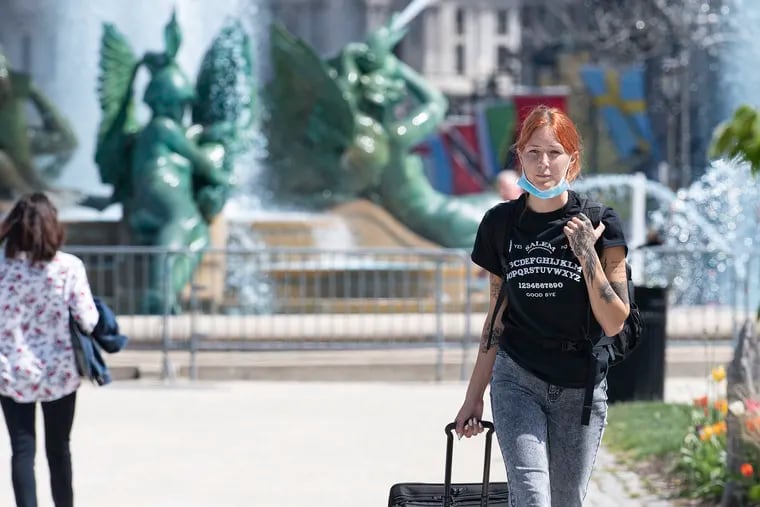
[481, 277, 506, 353]
[582, 252, 598, 284]
[567, 214, 599, 283]
[481, 315, 503, 353]
[489, 278, 501, 300]
[481, 324, 502, 353]
[599, 281, 616, 303]
[610, 281, 629, 305]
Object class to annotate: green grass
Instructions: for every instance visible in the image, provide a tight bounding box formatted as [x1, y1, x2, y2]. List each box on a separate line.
[603, 401, 694, 459]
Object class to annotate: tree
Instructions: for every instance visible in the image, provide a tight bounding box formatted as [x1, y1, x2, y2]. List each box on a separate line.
[710, 105, 760, 177]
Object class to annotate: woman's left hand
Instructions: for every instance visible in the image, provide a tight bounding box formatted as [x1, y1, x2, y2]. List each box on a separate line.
[564, 213, 605, 260]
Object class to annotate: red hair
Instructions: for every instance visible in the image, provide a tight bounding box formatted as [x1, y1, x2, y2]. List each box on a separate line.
[515, 105, 583, 182]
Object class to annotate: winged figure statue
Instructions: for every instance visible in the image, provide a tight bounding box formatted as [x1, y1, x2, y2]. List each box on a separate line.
[264, 14, 497, 248]
[94, 11, 255, 313]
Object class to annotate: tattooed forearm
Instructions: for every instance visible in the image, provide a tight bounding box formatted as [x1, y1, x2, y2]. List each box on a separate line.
[568, 232, 596, 259]
[479, 327, 490, 353]
[480, 324, 502, 353]
[599, 281, 616, 303]
[610, 281, 629, 305]
[481, 276, 505, 353]
[567, 214, 600, 284]
[581, 249, 598, 284]
[490, 279, 501, 299]
[480, 315, 503, 353]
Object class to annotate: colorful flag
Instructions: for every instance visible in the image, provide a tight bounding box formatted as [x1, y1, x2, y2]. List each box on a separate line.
[476, 101, 516, 176]
[620, 65, 659, 160]
[418, 135, 453, 194]
[580, 64, 658, 160]
[512, 93, 568, 131]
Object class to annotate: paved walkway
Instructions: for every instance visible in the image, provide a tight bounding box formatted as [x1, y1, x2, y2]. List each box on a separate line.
[0, 377, 710, 507]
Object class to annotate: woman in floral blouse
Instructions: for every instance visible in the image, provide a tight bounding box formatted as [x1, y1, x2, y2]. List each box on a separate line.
[0, 192, 98, 507]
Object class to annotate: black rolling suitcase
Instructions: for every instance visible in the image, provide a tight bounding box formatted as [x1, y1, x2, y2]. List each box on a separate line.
[388, 421, 509, 506]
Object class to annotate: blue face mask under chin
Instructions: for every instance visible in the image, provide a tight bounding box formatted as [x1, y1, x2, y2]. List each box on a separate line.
[517, 158, 572, 199]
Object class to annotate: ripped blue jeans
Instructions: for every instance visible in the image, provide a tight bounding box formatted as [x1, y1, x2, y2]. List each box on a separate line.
[490, 350, 607, 507]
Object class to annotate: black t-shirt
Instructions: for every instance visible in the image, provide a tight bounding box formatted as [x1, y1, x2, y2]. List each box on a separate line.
[471, 191, 627, 387]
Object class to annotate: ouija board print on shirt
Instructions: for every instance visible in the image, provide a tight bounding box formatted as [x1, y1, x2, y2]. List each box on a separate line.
[503, 212, 591, 343]
[470, 192, 628, 387]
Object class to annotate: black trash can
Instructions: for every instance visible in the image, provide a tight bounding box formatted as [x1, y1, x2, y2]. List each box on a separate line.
[606, 286, 668, 404]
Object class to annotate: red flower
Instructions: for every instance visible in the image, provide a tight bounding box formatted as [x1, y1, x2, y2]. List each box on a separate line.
[741, 463, 754, 478]
[747, 399, 760, 413]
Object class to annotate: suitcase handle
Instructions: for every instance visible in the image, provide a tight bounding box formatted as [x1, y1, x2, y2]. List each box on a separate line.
[443, 421, 496, 507]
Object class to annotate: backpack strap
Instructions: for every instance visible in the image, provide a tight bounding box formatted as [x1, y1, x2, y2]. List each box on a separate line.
[579, 196, 607, 334]
[580, 198, 606, 255]
[487, 195, 527, 342]
[579, 197, 609, 425]
[495, 193, 527, 278]
[579, 197, 605, 224]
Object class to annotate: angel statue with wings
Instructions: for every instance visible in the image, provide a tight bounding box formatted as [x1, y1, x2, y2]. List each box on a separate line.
[265, 8, 497, 248]
[95, 12, 254, 313]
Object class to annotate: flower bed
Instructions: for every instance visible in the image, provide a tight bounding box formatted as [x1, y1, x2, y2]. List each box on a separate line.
[678, 366, 760, 505]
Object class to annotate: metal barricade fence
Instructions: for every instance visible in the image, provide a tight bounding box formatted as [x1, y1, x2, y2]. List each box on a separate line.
[64, 246, 480, 380]
[63, 245, 760, 380]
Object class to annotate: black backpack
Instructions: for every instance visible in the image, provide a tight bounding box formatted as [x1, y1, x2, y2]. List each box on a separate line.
[579, 198, 643, 367]
[488, 194, 643, 423]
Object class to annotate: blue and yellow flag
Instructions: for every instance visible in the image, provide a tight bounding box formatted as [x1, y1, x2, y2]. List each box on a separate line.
[580, 64, 658, 160]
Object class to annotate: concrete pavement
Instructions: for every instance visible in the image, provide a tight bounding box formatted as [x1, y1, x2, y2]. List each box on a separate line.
[0, 376, 712, 507]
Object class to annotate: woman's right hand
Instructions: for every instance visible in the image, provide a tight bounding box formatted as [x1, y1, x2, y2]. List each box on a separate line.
[454, 397, 484, 439]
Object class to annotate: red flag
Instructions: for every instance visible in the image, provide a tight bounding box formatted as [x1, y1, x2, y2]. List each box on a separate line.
[512, 94, 568, 132]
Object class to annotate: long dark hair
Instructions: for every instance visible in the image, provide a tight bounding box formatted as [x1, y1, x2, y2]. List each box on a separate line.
[0, 192, 65, 262]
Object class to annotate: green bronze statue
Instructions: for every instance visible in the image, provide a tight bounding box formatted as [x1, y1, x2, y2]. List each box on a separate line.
[94, 12, 254, 313]
[0, 48, 78, 197]
[265, 13, 497, 248]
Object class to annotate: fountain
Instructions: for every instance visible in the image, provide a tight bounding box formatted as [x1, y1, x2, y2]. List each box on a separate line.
[263, 0, 498, 249]
[0, 0, 483, 316]
[573, 160, 760, 320]
[572, 173, 727, 251]
[13, 0, 754, 323]
[572, 0, 760, 317]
